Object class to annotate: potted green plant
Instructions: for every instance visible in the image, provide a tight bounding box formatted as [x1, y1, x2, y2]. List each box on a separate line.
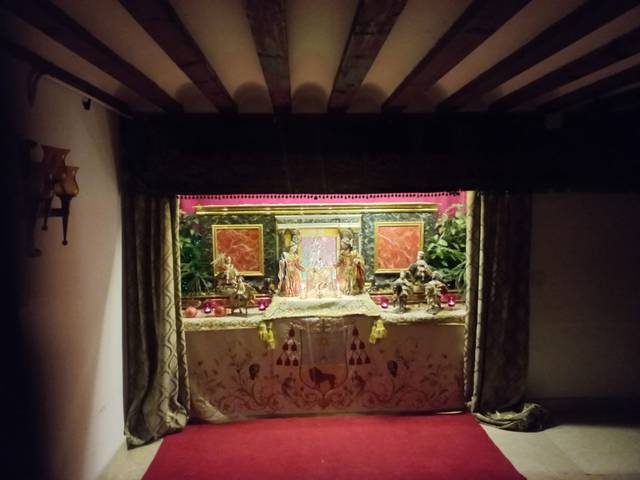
[179, 212, 213, 296]
[426, 204, 466, 291]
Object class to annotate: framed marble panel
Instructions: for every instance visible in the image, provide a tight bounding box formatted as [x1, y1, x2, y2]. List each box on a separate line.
[212, 224, 264, 276]
[374, 221, 424, 273]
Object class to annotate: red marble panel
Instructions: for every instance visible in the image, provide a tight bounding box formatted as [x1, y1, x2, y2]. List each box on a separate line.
[375, 224, 422, 271]
[214, 227, 262, 274]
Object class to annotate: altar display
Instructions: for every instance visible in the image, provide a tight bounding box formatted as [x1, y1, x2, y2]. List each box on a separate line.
[181, 198, 467, 422]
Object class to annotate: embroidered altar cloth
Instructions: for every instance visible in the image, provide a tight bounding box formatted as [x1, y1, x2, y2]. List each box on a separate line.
[262, 294, 381, 320]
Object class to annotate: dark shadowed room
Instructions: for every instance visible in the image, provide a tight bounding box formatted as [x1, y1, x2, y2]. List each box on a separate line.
[1, 1, 639, 479]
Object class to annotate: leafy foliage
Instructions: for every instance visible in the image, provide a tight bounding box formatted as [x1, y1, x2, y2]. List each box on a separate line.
[179, 212, 213, 295]
[426, 204, 466, 289]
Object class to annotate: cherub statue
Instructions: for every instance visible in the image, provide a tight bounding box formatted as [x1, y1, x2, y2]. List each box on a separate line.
[391, 270, 413, 313]
[408, 251, 433, 285]
[424, 271, 447, 312]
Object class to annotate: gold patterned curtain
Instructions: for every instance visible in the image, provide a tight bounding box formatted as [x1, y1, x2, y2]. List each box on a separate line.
[464, 192, 548, 431]
[123, 194, 189, 447]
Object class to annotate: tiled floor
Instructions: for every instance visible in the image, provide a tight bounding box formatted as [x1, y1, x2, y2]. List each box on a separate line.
[100, 414, 640, 480]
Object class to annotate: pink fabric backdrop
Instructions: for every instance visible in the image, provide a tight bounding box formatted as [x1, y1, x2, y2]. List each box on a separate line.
[179, 192, 466, 215]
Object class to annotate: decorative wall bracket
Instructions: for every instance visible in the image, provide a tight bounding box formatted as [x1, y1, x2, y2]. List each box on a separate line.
[23, 140, 80, 257]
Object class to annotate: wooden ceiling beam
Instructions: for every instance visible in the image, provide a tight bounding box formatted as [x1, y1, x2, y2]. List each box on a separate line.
[329, 0, 407, 113]
[119, 0, 236, 114]
[383, 0, 529, 112]
[0, 37, 131, 114]
[537, 63, 640, 112]
[1, 0, 181, 112]
[245, 0, 290, 113]
[588, 85, 640, 111]
[491, 27, 640, 111]
[438, 0, 640, 112]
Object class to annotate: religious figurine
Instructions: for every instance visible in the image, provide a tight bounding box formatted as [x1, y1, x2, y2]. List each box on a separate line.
[408, 251, 433, 285]
[260, 277, 277, 295]
[213, 254, 238, 289]
[335, 238, 366, 295]
[229, 276, 256, 316]
[277, 244, 305, 297]
[424, 271, 447, 312]
[391, 271, 413, 313]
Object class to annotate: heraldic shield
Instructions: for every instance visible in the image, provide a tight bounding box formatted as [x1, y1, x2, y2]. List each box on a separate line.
[293, 317, 353, 395]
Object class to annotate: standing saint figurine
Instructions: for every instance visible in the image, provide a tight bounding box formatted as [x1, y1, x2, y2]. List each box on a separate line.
[277, 244, 305, 297]
[335, 238, 366, 295]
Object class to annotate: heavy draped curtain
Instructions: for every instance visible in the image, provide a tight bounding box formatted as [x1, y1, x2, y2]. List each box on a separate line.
[464, 191, 548, 431]
[123, 194, 189, 447]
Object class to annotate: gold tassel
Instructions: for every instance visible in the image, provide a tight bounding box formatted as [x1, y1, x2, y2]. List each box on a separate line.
[369, 318, 387, 344]
[258, 322, 269, 342]
[375, 318, 387, 340]
[266, 323, 276, 350]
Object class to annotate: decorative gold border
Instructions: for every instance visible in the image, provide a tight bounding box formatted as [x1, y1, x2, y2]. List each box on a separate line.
[212, 224, 264, 277]
[196, 202, 437, 216]
[374, 221, 424, 273]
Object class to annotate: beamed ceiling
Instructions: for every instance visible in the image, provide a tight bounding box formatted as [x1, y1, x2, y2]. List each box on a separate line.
[1, 0, 640, 116]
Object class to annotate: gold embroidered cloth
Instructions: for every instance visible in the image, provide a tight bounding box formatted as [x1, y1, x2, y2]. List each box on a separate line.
[262, 294, 381, 320]
[186, 309, 467, 423]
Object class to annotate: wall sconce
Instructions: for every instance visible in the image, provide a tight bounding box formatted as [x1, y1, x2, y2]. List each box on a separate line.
[24, 140, 80, 256]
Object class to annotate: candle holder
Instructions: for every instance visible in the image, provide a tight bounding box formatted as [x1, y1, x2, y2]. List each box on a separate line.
[380, 296, 389, 309]
[202, 299, 216, 315]
[447, 295, 456, 308]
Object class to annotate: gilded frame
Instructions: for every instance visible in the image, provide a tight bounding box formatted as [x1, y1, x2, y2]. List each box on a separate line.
[212, 224, 264, 276]
[374, 221, 424, 273]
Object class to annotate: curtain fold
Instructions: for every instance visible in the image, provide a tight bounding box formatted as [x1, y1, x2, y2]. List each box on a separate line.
[464, 192, 548, 431]
[123, 194, 189, 447]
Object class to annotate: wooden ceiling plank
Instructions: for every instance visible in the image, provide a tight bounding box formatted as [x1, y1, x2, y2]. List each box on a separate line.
[245, 0, 290, 113]
[588, 85, 640, 111]
[491, 27, 640, 111]
[1, 0, 182, 112]
[382, 0, 530, 112]
[0, 37, 131, 114]
[329, 0, 407, 113]
[537, 63, 640, 112]
[438, 0, 640, 112]
[119, 0, 236, 114]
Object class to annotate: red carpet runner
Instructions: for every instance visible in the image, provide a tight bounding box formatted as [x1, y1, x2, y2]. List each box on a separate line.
[143, 413, 524, 480]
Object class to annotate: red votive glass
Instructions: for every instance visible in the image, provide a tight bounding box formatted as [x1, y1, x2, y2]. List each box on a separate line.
[380, 297, 389, 309]
[202, 299, 216, 314]
[447, 295, 456, 308]
[258, 300, 267, 311]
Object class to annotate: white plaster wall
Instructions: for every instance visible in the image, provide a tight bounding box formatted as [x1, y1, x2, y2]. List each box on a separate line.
[5, 54, 125, 480]
[528, 193, 640, 400]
